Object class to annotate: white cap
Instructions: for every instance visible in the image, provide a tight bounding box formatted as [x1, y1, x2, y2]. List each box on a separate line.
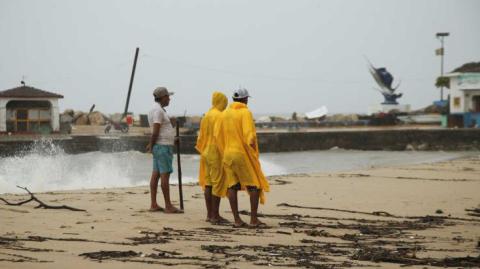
[153, 87, 174, 98]
[233, 88, 251, 99]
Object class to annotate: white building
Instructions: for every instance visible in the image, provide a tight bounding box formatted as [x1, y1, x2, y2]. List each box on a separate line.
[445, 62, 480, 127]
[0, 85, 63, 133]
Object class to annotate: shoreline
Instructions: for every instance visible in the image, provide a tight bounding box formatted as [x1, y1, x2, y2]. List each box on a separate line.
[1, 150, 475, 195]
[1, 156, 480, 268]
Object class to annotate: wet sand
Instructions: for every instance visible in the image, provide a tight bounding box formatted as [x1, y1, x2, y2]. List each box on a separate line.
[1, 157, 479, 268]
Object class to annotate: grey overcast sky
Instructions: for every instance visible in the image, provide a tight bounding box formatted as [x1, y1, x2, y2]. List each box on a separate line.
[0, 0, 479, 116]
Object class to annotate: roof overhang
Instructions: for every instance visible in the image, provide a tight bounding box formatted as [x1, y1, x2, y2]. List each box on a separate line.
[443, 72, 462, 78]
[0, 86, 63, 99]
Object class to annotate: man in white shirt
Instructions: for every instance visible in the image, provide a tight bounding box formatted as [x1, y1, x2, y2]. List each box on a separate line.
[146, 87, 182, 213]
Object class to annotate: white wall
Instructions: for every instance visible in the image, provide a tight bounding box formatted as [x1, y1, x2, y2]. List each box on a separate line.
[449, 77, 465, 114]
[50, 99, 60, 131]
[0, 99, 7, 132]
[448, 73, 480, 114]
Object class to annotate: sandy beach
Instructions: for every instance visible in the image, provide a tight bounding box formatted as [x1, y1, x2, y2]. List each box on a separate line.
[1, 156, 479, 268]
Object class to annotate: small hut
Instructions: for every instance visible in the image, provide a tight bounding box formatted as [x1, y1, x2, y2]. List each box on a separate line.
[0, 84, 63, 133]
[445, 62, 480, 127]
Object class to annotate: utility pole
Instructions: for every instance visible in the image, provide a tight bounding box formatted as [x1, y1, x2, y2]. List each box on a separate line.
[436, 32, 449, 102]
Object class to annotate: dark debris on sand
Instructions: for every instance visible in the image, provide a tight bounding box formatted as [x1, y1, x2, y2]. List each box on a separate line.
[466, 206, 480, 217]
[352, 246, 480, 267]
[126, 227, 238, 244]
[202, 244, 332, 266]
[79, 248, 220, 268]
[199, 240, 480, 268]
[4, 201, 478, 269]
[79, 250, 140, 261]
[0, 252, 52, 263]
[115, 209, 478, 268]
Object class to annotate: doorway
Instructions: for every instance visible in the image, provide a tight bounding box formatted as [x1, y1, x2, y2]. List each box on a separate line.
[473, 96, 480, 113]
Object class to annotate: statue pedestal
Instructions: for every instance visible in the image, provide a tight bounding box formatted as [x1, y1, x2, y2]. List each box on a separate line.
[368, 104, 411, 115]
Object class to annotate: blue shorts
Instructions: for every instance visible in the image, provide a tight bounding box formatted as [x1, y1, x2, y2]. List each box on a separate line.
[153, 144, 173, 174]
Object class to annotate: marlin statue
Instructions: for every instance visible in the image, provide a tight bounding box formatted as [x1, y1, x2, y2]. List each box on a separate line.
[365, 57, 402, 105]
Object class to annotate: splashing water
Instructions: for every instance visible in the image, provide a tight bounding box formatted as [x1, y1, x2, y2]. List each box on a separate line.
[0, 139, 145, 193]
[0, 139, 473, 194]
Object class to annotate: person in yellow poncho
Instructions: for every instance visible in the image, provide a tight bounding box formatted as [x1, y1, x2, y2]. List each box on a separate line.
[195, 91, 228, 224]
[214, 88, 270, 228]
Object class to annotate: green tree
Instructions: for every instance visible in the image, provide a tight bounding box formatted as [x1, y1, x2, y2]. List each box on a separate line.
[435, 76, 450, 89]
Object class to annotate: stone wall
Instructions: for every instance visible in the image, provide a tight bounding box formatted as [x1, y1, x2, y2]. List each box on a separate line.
[1, 129, 479, 157]
[256, 129, 480, 152]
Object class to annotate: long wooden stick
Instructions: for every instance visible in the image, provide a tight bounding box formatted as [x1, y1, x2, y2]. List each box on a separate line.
[175, 121, 184, 210]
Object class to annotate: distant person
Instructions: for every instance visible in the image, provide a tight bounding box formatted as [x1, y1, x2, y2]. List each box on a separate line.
[146, 87, 183, 213]
[215, 88, 269, 228]
[195, 91, 228, 224]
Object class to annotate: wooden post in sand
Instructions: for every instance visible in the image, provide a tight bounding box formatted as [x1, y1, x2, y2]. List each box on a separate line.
[176, 122, 184, 210]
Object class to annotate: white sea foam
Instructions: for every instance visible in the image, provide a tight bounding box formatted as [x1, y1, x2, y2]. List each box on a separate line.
[0, 140, 149, 193]
[0, 139, 473, 194]
[260, 159, 288, 176]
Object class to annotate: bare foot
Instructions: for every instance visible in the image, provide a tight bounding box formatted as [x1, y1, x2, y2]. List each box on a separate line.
[249, 220, 268, 228]
[211, 216, 229, 224]
[233, 221, 248, 228]
[149, 206, 164, 212]
[206, 214, 215, 222]
[164, 206, 183, 214]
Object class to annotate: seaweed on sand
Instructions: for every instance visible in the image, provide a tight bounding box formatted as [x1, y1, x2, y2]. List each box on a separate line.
[352, 246, 480, 267]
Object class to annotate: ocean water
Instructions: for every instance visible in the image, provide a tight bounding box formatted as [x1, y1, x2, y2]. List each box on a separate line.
[0, 141, 476, 194]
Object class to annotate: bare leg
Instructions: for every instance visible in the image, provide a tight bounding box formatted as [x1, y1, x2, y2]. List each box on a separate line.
[160, 173, 182, 213]
[211, 195, 226, 222]
[227, 187, 244, 226]
[149, 171, 162, 210]
[204, 186, 213, 221]
[248, 188, 263, 226]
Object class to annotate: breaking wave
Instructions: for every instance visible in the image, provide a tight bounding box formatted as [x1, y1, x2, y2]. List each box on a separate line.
[0, 139, 471, 194]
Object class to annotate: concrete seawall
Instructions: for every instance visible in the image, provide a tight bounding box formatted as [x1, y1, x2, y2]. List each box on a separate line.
[257, 129, 480, 151]
[1, 129, 479, 157]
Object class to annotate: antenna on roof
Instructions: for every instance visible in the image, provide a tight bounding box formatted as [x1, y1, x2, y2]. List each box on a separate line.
[21, 75, 26, 86]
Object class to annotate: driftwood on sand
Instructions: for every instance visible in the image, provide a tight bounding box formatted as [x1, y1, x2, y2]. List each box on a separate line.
[0, 186, 86, 212]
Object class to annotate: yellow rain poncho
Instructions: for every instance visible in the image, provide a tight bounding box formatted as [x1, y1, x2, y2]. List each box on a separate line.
[214, 101, 270, 204]
[195, 92, 228, 192]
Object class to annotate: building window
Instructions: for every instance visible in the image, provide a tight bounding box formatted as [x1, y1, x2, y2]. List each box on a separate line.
[6, 100, 52, 133]
[453, 97, 461, 108]
[16, 109, 29, 132]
